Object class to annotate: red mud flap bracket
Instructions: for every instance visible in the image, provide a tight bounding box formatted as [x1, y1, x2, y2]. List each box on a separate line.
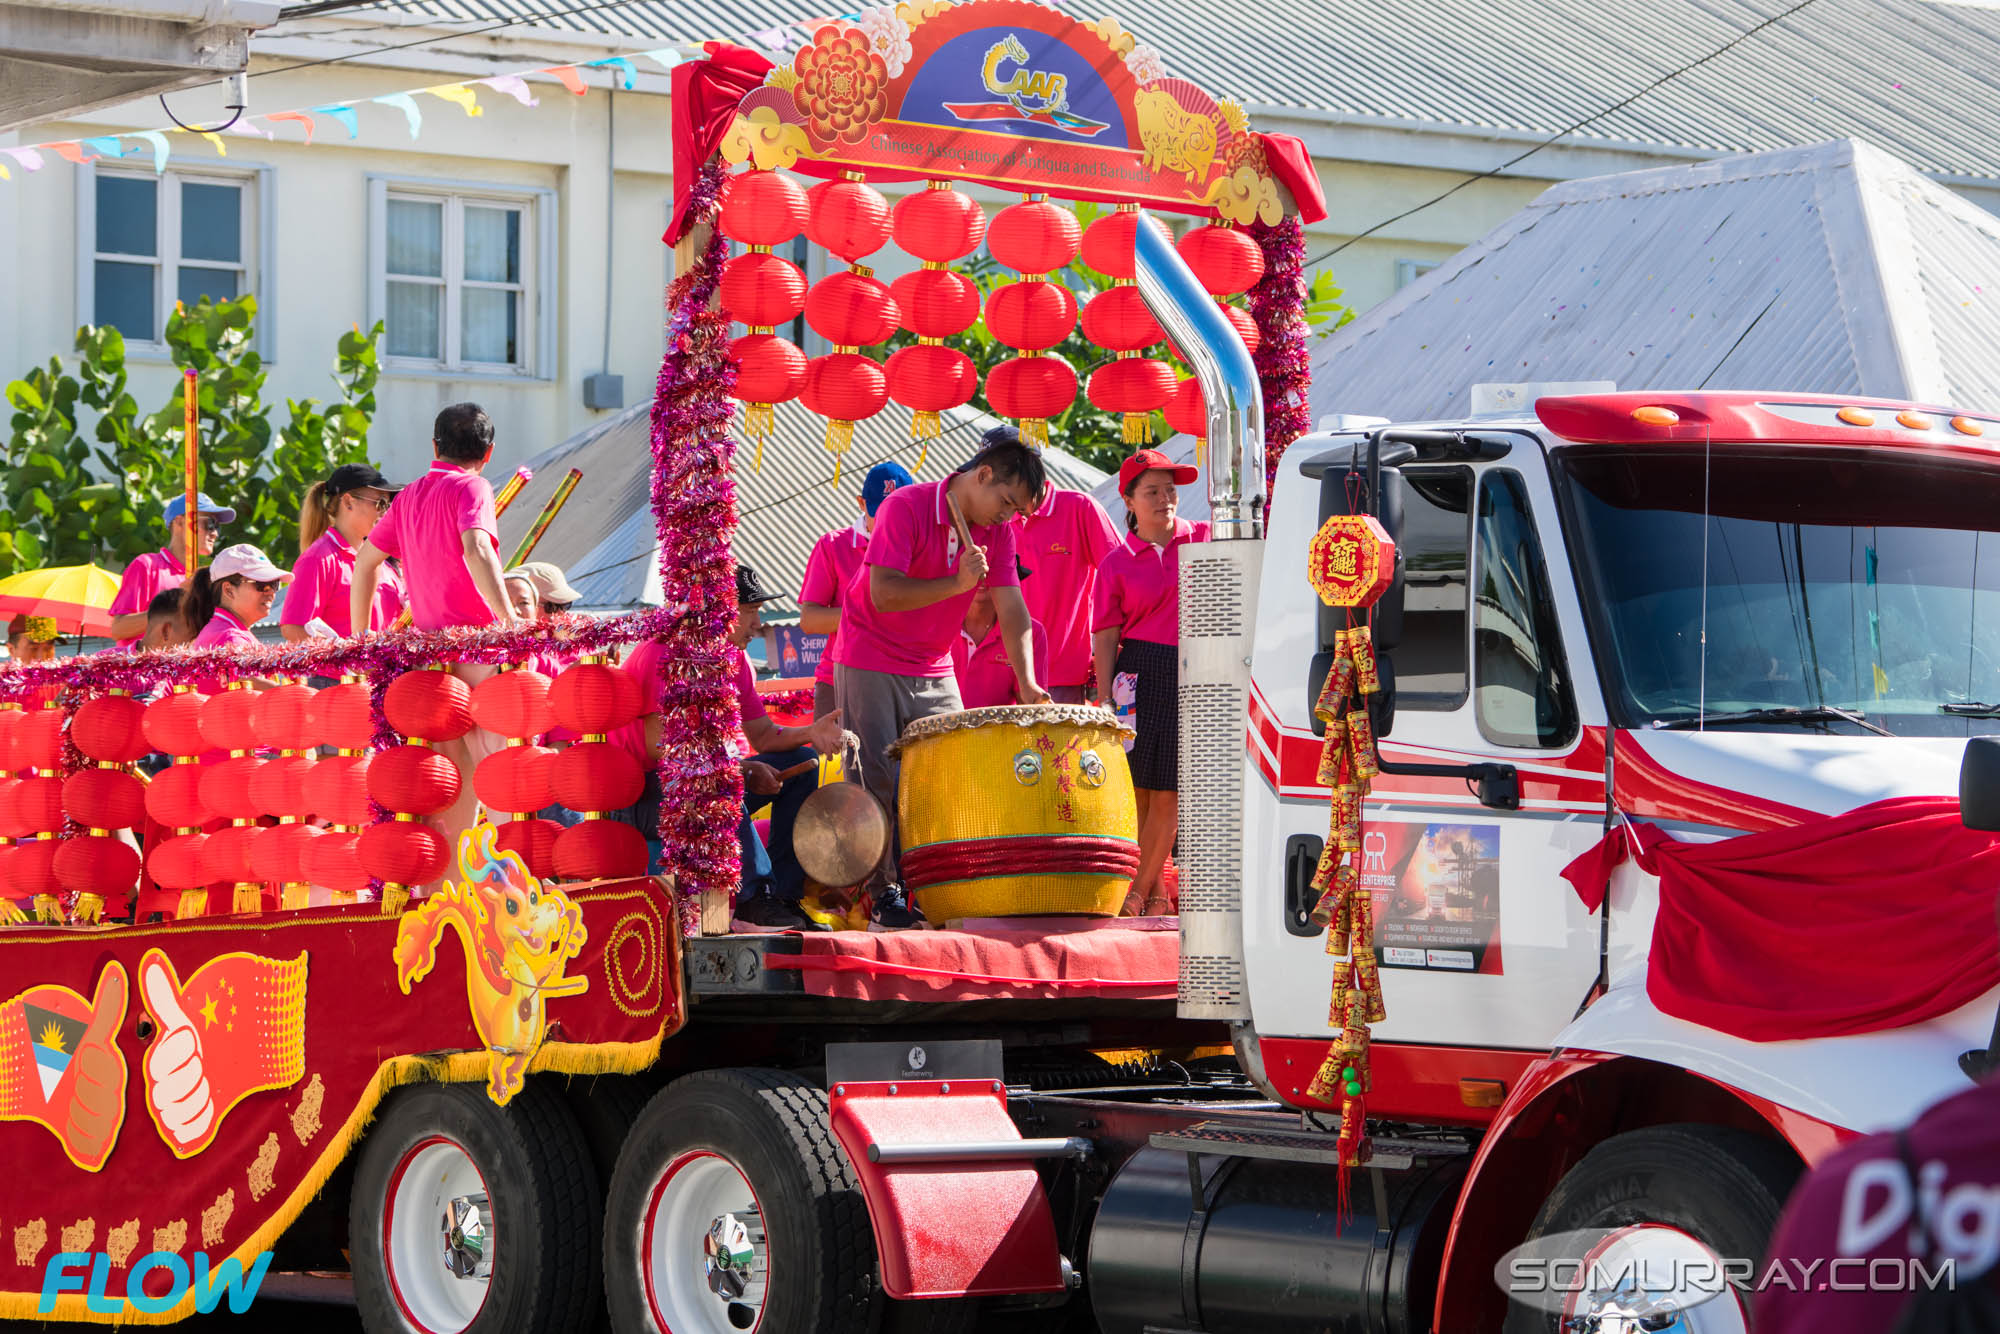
[826, 1042, 1073, 1300]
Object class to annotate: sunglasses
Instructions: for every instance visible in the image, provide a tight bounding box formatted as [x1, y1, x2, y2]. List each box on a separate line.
[540, 601, 568, 614]
[349, 492, 393, 513]
[232, 577, 280, 594]
[182, 518, 219, 535]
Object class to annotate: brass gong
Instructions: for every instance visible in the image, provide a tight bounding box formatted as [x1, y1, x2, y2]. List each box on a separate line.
[793, 782, 890, 888]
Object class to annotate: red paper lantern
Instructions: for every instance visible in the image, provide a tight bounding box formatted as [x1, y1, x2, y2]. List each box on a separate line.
[730, 334, 809, 452]
[1178, 224, 1265, 295]
[8, 838, 60, 898]
[312, 681, 373, 751]
[805, 267, 900, 349]
[359, 820, 449, 886]
[199, 822, 261, 885]
[13, 775, 66, 834]
[1081, 207, 1140, 279]
[200, 755, 266, 821]
[147, 831, 210, 891]
[252, 682, 320, 751]
[893, 182, 986, 262]
[1088, 355, 1180, 444]
[200, 685, 262, 753]
[553, 819, 648, 880]
[0, 709, 17, 771]
[720, 169, 809, 248]
[986, 354, 1079, 448]
[71, 695, 150, 764]
[474, 745, 556, 816]
[63, 767, 146, 831]
[890, 267, 980, 339]
[385, 670, 473, 742]
[0, 782, 21, 838]
[252, 822, 324, 886]
[988, 198, 1080, 275]
[146, 764, 210, 829]
[1168, 303, 1261, 362]
[886, 343, 977, 444]
[800, 353, 889, 461]
[494, 818, 561, 881]
[720, 250, 808, 329]
[251, 754, 315, 819]
[368, 744, 462, 816]
[984, 280, 1078, 352]
[12, 708, 62, 772]
[314, 831, 372, 896]
[805, 176, 891, 263]
[56, 835, 140, 895]
[146, 691, 212, 758]
[1080, 284, 1163, 352]
[470, 668, 555, 740]
[551, 741, 645, 813]
[301, 752, 371, 828]
[551, 663, 642, 736]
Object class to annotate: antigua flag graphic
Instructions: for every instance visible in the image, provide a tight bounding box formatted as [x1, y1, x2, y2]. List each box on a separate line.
[23, 1001, 84, 1102]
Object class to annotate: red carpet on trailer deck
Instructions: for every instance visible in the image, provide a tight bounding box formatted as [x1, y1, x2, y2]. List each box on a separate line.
[761, 917, 1181, 1001]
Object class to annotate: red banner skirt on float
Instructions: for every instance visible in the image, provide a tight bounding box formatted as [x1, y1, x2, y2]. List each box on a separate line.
[1562, 795, 2000, 1042]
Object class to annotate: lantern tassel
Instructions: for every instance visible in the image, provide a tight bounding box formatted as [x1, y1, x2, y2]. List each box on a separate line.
[281, 883, 310, 911]
[33, 894, 60, 923]
[911, 409, 941, 440]
[1020, 418, 1050, 449]
[233, 883, 263, 914]
[0, 898, 21, 926]
[743, 401, 774, 469]
[1195, 434, 1209, 475]
[824, 418, 855, 457]
[1123, 411, 1153, 445]
[331, 890, 357, 906]
[177, 889, 207, 919]
[74, 893, 105, 924]
[381, 885, 411, 916]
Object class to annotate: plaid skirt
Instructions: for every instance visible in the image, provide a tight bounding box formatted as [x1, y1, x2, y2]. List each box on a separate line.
[1116, 638, 1180, 792]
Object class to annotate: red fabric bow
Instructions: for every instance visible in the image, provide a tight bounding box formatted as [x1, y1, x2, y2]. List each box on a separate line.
[1258, 133, 1327, 225]
[1562, 797, 2000, 1041]
[666, 42, 774, 245]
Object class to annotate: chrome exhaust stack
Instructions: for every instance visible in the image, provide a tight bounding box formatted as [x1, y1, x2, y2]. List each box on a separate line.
[1132, 217, 1265, 1022]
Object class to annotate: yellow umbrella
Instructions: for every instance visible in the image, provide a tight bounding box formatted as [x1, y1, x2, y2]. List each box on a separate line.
[0, 563, 123, 637]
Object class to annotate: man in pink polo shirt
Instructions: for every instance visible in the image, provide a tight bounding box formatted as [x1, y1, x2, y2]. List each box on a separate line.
[836, 431, 1050, 927]
[351, 403, 518, 896]
[1016, 461, 1120, 704]
[798, 460, 913, 719]
[106, 492, 232, 647]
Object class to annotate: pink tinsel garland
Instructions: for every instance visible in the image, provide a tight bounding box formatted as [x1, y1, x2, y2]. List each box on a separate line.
[649, 157, 745, 938]
[1249, 216, 1313, 502]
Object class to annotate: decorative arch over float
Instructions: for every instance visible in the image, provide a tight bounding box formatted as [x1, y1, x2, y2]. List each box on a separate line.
[663, 0, 1327, 481]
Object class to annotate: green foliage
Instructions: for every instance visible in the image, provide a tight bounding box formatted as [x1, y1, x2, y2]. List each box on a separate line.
[1304, 268, 1356, 336]
[0, 296, 384, 579]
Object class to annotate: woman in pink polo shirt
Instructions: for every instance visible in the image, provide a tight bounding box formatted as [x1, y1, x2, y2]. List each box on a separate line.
[188, 544, 293, 651]
[281, 463, 405, 641]
[1092, 449, 1209, 916]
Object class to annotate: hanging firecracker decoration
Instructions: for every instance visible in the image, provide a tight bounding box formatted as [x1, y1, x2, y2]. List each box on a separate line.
[720, 168, 809, 248]
[986, 354, 1079, 449]
[1088, 352, 1179, 445]
[806, 172, 892, 263]
[1299, 511, 1397, 1210]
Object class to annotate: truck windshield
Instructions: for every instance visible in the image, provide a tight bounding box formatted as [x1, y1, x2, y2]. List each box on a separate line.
[1561, 444, 2000, 737]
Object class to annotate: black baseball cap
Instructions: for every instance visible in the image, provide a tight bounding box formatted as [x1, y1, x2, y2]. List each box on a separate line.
[736, 562, 780, 604]
[327, 463, 402, 496]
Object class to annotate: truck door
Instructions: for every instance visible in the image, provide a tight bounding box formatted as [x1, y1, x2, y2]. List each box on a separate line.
[1243, 439, 1608, 1085]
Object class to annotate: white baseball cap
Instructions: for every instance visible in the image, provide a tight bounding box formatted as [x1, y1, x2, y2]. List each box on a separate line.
[210, 543, 293, 584]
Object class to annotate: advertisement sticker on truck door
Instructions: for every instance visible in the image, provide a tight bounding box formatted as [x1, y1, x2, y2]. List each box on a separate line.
[1360, 823, 1504, 974]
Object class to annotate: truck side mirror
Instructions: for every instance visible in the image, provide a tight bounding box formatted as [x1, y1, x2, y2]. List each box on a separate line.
[1961, 737, 2000, 830]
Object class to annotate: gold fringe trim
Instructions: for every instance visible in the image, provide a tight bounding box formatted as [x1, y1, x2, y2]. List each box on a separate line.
[232, 884, 262, 915]
[280, 885, 309, 911]
[1122, 412, 1153, 445]
[74, 893, 105, 924]
[1020, 418, 1050, 449]
[380, 886, 410, 916]
[0, 898, 22, 926]
[824, 419, 855, 457]
[177, 890, 207, 919]
[911, 409, 941, 441]
[33, 894, 60, 924]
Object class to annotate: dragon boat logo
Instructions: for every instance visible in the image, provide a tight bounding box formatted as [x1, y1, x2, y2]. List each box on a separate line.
[394, 823, 587, 1106]
[942, 33, 1111, 137]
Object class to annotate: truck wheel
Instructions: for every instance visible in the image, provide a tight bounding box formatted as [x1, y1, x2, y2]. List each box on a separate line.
[1501, 1124, 1800, 1334]
[603, 1069, 877, 1334]
[352, 1080, 602, 1334]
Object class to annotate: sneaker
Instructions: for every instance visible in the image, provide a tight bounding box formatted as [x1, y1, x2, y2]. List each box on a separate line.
[869, 884, 926, 931]
[732, 894, 827, 933]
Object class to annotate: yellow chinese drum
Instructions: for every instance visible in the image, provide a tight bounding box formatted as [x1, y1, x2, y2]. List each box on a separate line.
[891, 704, 1138, 921]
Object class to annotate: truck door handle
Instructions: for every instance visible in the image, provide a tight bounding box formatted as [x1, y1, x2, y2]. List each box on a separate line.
[1283, 834, 1324, 937]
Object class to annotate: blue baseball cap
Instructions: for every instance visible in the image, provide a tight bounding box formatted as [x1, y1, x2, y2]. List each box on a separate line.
[862, 461, 915, 516]
[163, 493, 237, 525]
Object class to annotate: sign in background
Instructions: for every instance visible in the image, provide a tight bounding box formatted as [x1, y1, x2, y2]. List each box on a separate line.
[1361, 822, 1504, 975]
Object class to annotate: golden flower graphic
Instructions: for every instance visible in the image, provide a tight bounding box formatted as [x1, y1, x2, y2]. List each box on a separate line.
[792, 25, 891, 145]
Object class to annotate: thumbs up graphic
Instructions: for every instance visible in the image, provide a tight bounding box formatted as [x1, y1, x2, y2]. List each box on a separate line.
[62, 965, 129, 1170]
[140, 951, 215, 1150]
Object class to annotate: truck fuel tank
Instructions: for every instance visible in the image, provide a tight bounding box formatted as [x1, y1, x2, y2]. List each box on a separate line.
[1086, 1122, 1467, 1334]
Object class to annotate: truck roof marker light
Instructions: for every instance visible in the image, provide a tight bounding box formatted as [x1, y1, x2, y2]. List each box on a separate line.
[1837, 406, 1876, 427]
[1953, 416, 1987, 437]
[1897, 411, 1932, 430]
[1631, 405, 1679, 425]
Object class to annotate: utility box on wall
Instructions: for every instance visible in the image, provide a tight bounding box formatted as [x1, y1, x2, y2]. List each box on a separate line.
[583, 373, 624, 411]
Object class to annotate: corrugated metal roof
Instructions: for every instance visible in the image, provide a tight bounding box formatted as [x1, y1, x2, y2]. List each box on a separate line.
[332, 0, 2000, 178]
[1307, 140, 2000, 425]
[498, 398, 1107, 614]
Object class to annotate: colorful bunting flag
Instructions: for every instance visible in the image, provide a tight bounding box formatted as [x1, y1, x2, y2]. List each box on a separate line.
[590, 56, 637, 89]
[479, 75, 538, 107]
[0, 148, 44, 171]
[425, 84, 484, 117]
[372, 92, 423, 139]
[132, 131, 170, 174]
[314, 104, 360, 138]
[641, 49, 684, 70]
[547, 65, 588, 96]
[47, 142, 96, 165]
[82, 137, 128, 160]
[266, 110, 317, 145]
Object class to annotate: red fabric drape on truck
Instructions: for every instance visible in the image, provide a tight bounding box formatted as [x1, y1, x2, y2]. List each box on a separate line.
[666, 42, 773, 245]
[1561, 796, 2000, 1041]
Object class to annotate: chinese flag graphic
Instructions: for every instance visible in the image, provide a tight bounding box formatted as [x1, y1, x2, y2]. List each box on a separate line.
[0, 965, 130, 1172]
[139, 949, 308, 1158]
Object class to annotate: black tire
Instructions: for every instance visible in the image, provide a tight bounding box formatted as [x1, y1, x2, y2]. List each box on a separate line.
[603, 1069, 877, 1334]
[352, 1079, 603, 1334]
[569, 1075, 658, 1189]
[1501, 1123, 1801, 1333]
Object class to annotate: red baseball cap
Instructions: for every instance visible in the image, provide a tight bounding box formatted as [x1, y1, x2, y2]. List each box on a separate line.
[1118, 449, 1200, 493]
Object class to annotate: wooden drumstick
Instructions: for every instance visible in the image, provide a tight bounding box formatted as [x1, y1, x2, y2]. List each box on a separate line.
[946, 492, 980, 581]
[775, 759, 818, 782]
